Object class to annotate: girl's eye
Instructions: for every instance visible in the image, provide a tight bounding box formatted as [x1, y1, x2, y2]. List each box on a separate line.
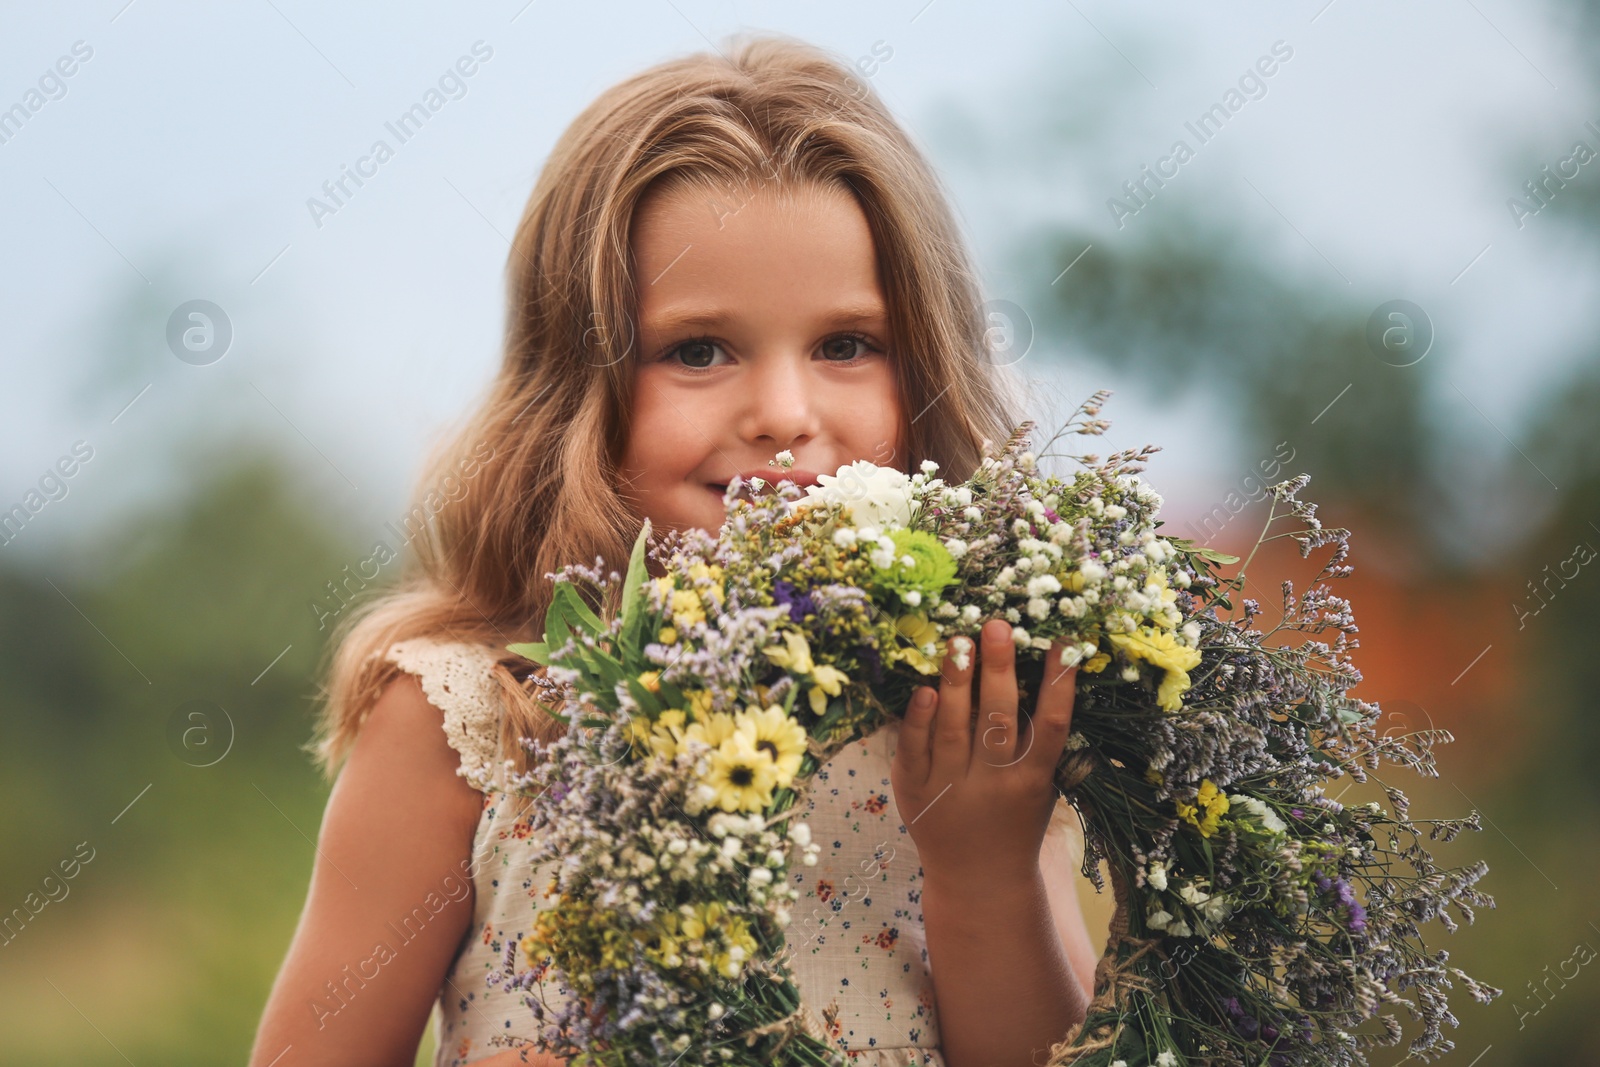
[659, 333, 881, 372]
[819, 333, 878, 363]
[664, 339, 730, 370]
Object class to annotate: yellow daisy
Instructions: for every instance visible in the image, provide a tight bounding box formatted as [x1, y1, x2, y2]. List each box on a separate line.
[735, 704, 808, 787]
[684, 710, 739, 749]
[704, 731, 779, 813]
[641, 708, 689, 760]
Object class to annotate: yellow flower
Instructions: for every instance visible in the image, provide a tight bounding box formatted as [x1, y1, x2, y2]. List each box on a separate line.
[891, 613, 942, 675]
[658, 626, 678, 645]
[637, 670, 661, 694]
[735, 704, 808, 786]
[646, 908, 692, 970]
[762, 629, 815, 674]
[687, 562, 725, 607]
[653, 902, 758, 979]
[763, 631, 851, 713]
[711, 911, 758, 979]
[808, 663, 849, 716]
[685, 689, 713, 718]
[628, 716, 653, 747]
[669, 589, 706, 630]
[811, 664, 848, 695]
[635, 708, 690, 760]
[1157, 668, 1188, 711]
[1175, 779, 1230, 837]
[1107, 626, 1203, 711]
[685, 710, 738, 748]
[1084, 651, 1111, 673]
[704, 731, 779, 812]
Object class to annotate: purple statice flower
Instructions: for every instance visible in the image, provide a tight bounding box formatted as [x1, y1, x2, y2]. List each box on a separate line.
[1221, 995, 1261, 1041]
[1314, 872, 1368, 933]
[860, 642, 885, 685]
[773, 579, 817, 624]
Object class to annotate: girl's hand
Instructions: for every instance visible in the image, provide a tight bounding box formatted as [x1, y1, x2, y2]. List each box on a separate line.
[889, 618, 1078, 891]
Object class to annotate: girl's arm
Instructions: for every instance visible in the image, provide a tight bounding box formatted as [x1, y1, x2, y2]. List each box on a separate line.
[1040, 809, 1101, 1002]
[248, 675, 564, 1067]
[891, 620, 1092, 1067]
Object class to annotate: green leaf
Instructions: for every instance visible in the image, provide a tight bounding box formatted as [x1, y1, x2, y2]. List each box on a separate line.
[581, 645, 626, 701]
[1334, 703, 1364, 726]
[623, 675, 666, 719]
[506, 640, 549, 665]
[551, 581, 606, 638]
[538, 583, 578, 661]
[1169, 537, 1241, 565]
[619, 519, 652, 627]
[619, 522, 658, 660]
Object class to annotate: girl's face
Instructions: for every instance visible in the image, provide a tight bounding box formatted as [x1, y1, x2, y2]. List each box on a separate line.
[619, 178, 902, 536]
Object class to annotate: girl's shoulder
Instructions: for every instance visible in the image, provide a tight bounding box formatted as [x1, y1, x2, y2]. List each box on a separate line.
[381, 636, 518, 794]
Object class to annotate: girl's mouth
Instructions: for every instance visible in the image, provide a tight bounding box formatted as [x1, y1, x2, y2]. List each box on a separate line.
[707, 481, 766, 504]
[706, 471, 819, 504]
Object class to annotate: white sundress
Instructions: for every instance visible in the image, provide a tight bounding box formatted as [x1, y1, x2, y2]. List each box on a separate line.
[383, 635, 1079, 1066]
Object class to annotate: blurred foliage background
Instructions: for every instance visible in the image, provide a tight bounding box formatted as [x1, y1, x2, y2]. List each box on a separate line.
[3, 2, 1599, 1065]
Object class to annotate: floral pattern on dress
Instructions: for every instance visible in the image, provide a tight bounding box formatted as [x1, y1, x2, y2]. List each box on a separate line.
[786, 718, 944, 1063]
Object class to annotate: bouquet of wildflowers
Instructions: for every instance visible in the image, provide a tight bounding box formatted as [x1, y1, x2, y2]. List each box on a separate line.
[493, 392, 1497, 1067]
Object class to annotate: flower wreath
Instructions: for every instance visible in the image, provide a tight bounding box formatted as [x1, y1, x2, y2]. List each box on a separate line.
[492, 394, 1499, 1067]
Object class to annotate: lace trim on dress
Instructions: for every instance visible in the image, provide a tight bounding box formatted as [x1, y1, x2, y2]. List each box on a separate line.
[382, 637, 506, 793]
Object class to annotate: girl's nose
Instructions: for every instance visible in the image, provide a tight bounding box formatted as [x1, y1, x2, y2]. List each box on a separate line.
[738, 350, 821, 448]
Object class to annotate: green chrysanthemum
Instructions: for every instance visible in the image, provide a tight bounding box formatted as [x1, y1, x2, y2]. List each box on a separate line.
[874, 528, 957, 605]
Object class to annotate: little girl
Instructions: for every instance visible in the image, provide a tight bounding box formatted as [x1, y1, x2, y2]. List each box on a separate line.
[250, 34, 1099, 1067]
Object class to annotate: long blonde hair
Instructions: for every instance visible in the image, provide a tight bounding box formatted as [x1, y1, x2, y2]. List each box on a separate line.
[306, 32, 1022, 785]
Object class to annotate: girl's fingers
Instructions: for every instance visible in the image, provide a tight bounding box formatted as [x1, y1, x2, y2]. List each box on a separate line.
[895, 684, 937, 786]
[1024, 640, 1079, 778]
[929, 633, 975, 783]
[974, 619, 1018, 768]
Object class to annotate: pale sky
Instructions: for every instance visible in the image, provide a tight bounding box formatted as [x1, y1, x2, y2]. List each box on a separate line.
[1, 0, 1593, 562]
